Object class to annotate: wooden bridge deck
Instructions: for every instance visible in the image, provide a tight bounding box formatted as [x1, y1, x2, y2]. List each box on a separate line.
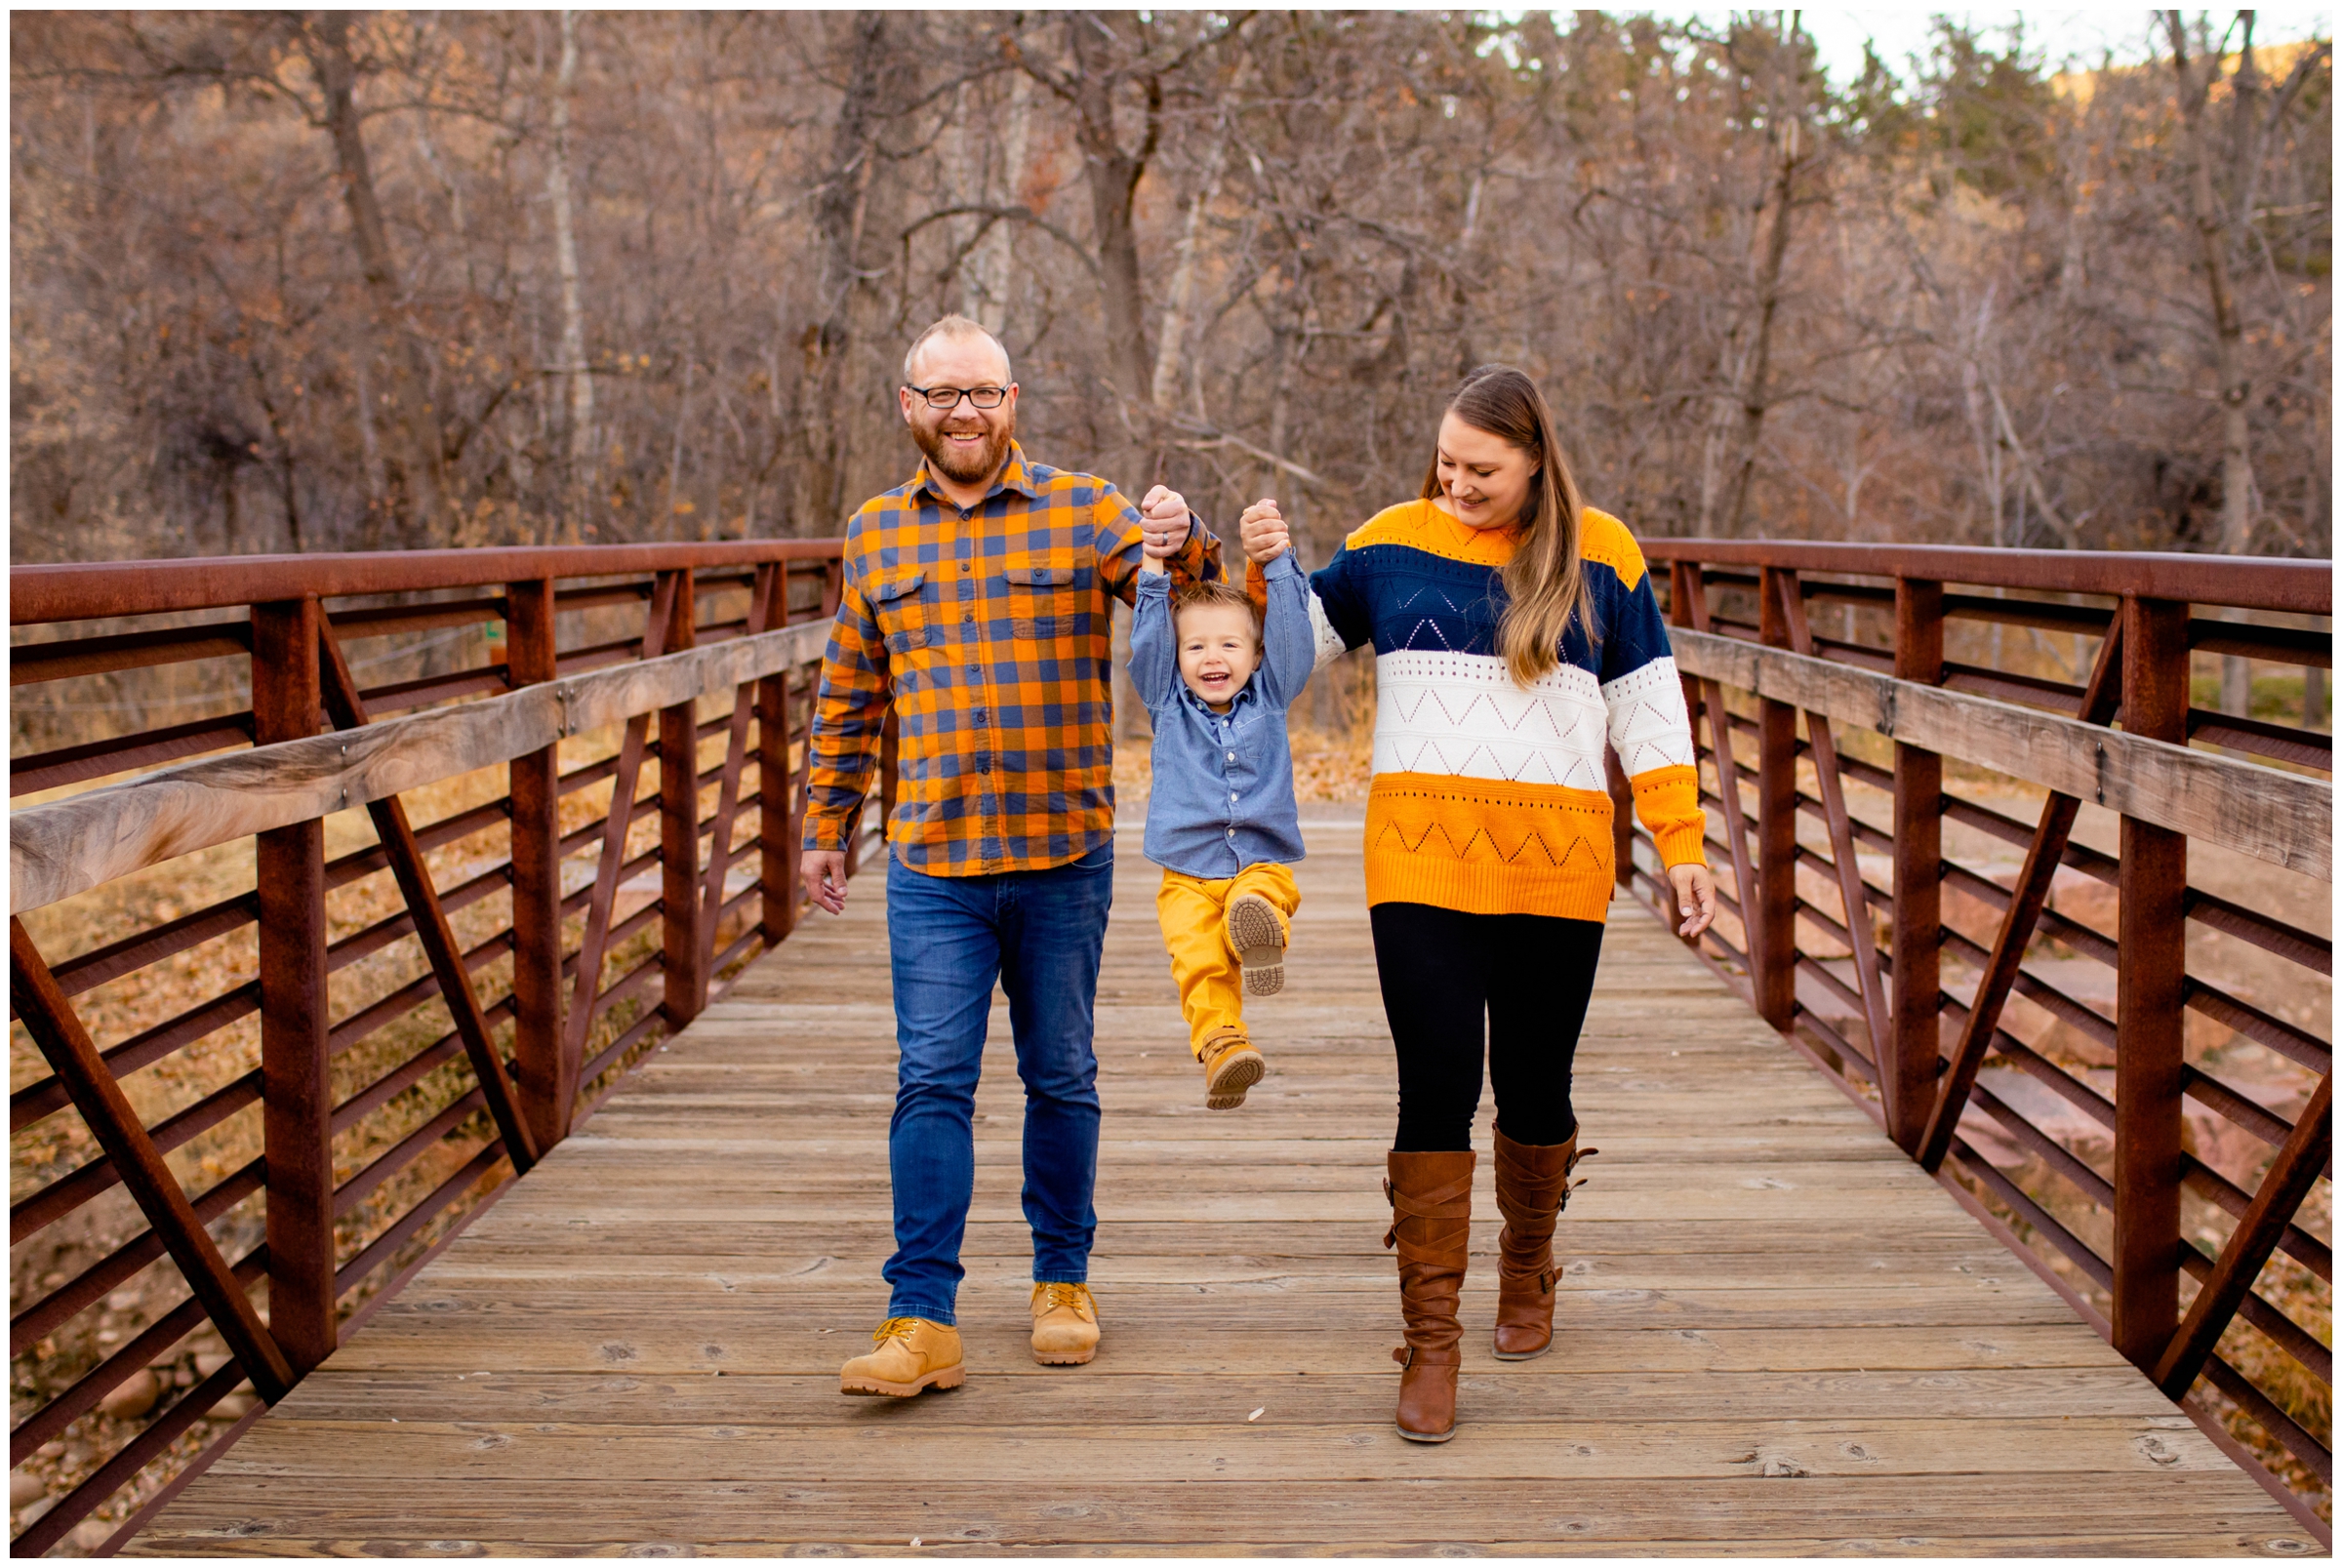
[131, 822, 2310, 1556]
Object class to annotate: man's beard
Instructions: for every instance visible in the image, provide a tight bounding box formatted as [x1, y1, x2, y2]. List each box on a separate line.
[912, 410, 1016, 487]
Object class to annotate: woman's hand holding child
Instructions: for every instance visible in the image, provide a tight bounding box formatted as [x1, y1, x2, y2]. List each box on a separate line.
[1238, 499, 1290, 564]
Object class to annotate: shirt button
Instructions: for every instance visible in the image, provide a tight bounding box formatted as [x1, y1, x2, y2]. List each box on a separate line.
[1226, 827, 1235, 837]
[963, 612, 974, 623]
[1227, 751, 1236, 761]
[960, 562, 971, 573]
[1230, 791, 1238, 802]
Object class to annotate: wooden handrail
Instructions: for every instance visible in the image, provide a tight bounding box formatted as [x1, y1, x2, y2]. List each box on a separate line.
[1672, 628, 2332, 879]
[10, 618, 830, 913]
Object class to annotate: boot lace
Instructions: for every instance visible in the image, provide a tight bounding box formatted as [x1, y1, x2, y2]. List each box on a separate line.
[870, 1315, 922, 1347]
[1036, 1282, 1093, 1316]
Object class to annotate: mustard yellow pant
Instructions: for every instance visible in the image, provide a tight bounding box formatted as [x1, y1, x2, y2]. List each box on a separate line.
[1155, 863, 1302, 1058]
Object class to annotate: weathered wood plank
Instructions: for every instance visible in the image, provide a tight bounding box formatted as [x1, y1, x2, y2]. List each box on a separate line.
[244, 1364, 2187, 1424]
[9, 619, 829, 913]
[1672, 626, 2331, 879]
[190, 1414, 2233, 1481]
[128, 1473, 2305, 1555]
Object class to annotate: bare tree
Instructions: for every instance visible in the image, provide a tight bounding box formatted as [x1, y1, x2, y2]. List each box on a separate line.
[546, 9, 592, 539]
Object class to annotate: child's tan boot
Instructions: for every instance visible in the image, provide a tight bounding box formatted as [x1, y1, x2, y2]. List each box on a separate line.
[1227, 892, 1288, 996]
[1197, 1027, 1265, 1110]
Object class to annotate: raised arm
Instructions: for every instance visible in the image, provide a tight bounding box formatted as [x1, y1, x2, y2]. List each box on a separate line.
[1239, 497, 1369, 675]
[1097, 483, 1224, 606]
[1254, 552, 1317, 708]
[1127, 567, 1181, 711]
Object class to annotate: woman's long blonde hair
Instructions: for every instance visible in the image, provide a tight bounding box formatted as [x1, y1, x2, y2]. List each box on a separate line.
[1418, 365, 1595, 685]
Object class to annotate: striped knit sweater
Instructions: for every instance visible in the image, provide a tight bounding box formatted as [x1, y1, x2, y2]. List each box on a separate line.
[1293, 498, 1707, 921]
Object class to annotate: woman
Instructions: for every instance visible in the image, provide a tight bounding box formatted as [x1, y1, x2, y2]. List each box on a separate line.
[1239, 366, 1716, 1442]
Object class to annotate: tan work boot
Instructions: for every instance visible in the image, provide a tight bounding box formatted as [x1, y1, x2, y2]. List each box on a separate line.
[1197, 1028, 1266, 1110]
[1492, 1124, 1597, 1361]
[1386, 1148, 1475, 1443]
[839, 1316, 965, 1397]
[1227, 892, 1289, 996]
[1030, 1281, 1101, 1365]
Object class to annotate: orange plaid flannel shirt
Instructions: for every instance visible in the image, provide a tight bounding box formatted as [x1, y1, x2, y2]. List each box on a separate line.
[804, 443, 1226, 875]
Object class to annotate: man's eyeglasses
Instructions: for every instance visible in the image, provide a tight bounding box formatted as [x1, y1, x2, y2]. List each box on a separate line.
[907, 384, 1009, 411]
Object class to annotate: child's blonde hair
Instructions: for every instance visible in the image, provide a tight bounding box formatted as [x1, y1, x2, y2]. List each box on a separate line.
[1172, 579, 1263, 643]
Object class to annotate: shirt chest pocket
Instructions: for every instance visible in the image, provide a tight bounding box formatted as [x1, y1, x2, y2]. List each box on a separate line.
[1001, 563, 1086, 641]
[872, 572, 940, 654]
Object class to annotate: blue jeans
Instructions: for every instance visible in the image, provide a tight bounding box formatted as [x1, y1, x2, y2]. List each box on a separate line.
[882, 843, 1114, 1324]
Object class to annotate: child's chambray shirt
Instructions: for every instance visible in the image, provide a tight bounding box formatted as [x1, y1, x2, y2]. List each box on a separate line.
[1129, 552, 1314, 879]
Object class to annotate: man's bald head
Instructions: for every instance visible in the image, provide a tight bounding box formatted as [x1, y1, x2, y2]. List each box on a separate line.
[903, 315, 1012, 387]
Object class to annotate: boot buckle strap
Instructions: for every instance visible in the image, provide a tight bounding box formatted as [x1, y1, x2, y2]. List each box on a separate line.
[1393, 1345, 1414, 1367]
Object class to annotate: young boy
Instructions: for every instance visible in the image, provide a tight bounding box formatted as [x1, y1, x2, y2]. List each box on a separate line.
[1131, 520, 1314, 1108]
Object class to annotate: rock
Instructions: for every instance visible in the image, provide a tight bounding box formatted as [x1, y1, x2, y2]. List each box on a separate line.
[98, 1369, 160, 1420]
[211, 1391, 258, 1421]
[193, 1351, 235, 1379]
[35, 1442, 65, 1461]
[11, 1469, 48, 1509]
[16, 1497, 56, 1529]
[104, 1290, 141, 1313]
[69, 1517, 115, 1551]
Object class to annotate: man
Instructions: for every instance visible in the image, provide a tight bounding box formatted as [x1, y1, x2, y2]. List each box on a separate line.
[800, 315, 1224, 1397]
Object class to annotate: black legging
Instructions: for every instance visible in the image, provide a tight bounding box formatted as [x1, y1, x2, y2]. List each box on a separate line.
[1370, 902, 1604, 1151]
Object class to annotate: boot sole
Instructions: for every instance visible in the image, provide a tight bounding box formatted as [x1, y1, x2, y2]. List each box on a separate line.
[1031, 1344, 1098, 1366]
[1203, 1047, 1265, 1110]
[1395, 1422, 1458, 1443]
[840, 1364, 965, 1397]
[1491, 1343, 1552, 1362]
[1228, 897, 1286, 996]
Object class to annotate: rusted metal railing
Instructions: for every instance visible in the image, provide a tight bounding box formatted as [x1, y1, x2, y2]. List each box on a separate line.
[1604, 541, 2332, 1522]
[7, 543, 891, 1553]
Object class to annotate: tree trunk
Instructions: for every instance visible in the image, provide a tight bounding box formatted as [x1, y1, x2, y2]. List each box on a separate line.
[547, 9, 594, 542]
[967, 71, 1031, 335]
[1151, 134, 1226, 410]
[303, 13, 451, 545]
[798, 12, 889, 532]
[1698, 24, 1804, 539]
[2168, 11, 2257, 559]
[1066, 15, 1156, 403]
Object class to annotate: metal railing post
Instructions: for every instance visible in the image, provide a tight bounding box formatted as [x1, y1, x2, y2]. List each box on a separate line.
[758, 585, 803, 947]
[659, 568, 708, 1028]
[1753, 566, 1798, 1030]
[1603, 746, 1635, 893]
[251, 596, 335, 1375]
[1887, 577, 1946, 1151]
[2113, 593, 2191, 1370]
[505, 577, 571, 1148]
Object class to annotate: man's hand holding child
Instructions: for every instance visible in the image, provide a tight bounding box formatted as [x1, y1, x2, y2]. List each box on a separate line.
[1137, 485, 1191, 575]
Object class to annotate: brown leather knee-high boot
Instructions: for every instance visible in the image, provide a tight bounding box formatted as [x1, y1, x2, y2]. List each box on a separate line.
[1491, 1124, 1596, 1361]
[1384, 1149, 1474, 1442]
